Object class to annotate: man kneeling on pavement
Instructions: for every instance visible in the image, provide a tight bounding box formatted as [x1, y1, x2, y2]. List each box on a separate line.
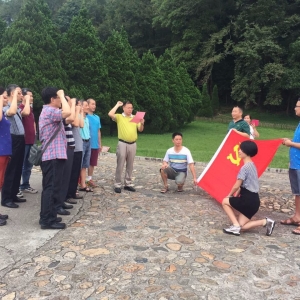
[160, 132, 197, 193]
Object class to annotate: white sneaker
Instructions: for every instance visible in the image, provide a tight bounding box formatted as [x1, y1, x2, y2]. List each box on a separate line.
[266, 218, 275, 236]
[223, 225, 241, 236]
[23, 187, 38, 194]
[17, 191, 24, 198]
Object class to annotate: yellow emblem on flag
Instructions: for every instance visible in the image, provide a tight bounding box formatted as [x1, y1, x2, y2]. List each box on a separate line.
[227, 144, 241, 166]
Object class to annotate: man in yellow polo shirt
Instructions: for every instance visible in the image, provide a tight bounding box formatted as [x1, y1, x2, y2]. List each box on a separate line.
[108, 101, 145, 193]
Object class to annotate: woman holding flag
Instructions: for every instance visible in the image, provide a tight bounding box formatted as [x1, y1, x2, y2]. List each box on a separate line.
[222, 140, 275, 236]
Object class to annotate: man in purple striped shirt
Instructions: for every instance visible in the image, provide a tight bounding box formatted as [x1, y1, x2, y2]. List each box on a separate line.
[38, 87, 70, 230]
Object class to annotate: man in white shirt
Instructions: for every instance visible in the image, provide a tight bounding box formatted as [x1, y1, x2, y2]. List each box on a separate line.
[160, 132, 197, 193]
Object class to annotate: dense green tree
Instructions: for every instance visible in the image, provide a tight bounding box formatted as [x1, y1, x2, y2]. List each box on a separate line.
[99, 0, 171, 56]
[135, 51, 172, 132]
[198, 84, 212, 117]
[177, 63, 202, 122]
[60, 7, 109, 121]
[103, 29, 138, 131]
[54, 0, 81, 32]
[0, 0, 67, 107]
[158, 50, 200, 128]
[153, 0, 236, 74]
[211, 85, 219, 115]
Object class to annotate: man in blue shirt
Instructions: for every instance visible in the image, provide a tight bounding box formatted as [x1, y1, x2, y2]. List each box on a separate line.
[86, 98, 101, 188]
[282, 97, 300, 234]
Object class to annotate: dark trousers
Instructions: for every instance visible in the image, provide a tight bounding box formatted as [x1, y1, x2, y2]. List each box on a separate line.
[1, 135, 25, 205]
[20, 144, 34, 190]
[55, 147, 74, 210]
[40, 159, 66, 225]
[67, 151, 82, 199]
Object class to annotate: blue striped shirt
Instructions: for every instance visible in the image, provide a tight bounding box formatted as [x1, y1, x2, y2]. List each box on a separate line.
[163, 146, 194, 172]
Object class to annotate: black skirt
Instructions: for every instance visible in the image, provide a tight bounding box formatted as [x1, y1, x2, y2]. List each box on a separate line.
[229, 187, 260, 219]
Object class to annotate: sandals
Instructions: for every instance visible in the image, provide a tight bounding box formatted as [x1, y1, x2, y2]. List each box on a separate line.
[160, 187, 168, 194]
[280, 217, 300, 226]
[79, 186, 93, 193]
[292, 226, 300, 235]
[177, 186, 183, 192]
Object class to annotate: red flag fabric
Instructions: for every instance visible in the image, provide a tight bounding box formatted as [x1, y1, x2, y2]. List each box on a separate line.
[197, 130, 282, 203]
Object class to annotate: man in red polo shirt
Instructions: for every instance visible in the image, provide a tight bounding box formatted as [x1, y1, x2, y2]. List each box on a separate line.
[19, 88, 38, 195]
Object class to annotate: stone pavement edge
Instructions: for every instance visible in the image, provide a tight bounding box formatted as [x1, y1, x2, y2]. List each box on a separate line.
[0, 153, 300, 300]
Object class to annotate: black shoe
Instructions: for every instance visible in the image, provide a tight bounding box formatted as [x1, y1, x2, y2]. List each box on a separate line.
[0, 214, 8, 220]
[114, 187, 121, 193]
[57, 208, 70, 215]
[124, 186, 136, 192]
[39, 217, 62, 225]
[66, 198, 77, 204]
[41, 222, 66, 230]
[0, 219, 7, 226]
[62, 203, 73, 209]
[2, 202, 19, 208]
[13, 197, 27, 203]
[73, 194, 83, 199]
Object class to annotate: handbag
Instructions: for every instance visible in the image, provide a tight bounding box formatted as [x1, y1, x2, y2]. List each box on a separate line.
[28, 122, 63, 166]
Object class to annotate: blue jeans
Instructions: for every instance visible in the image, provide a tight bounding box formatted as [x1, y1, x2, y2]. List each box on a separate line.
[20, 144, 33, 190]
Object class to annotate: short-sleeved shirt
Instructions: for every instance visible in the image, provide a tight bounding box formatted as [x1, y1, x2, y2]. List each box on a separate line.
[80, 116, 90, 140]
[39, 105, 67, 161]
[290, 123, 300, 169]
[72, 127, 83, 152]
[0, 114, 12, 156]
[114, 113, 139, 143]
[87, 113, 101, 149]
[19, 104, 35, 144]
[3, 103, 25, 135]
[163, 146, 194, 173]
[228, 119, 250, 135]
[237, 162, 259, 193]
[63, 120, 75, 147]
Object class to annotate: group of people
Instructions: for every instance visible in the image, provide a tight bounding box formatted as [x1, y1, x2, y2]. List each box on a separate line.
[1, 87, 300, 237]
[220, 104, 300, 236]
[0, 85, 102, 228]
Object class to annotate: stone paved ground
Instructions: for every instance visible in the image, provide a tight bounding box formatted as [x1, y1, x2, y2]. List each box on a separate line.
[1, 154, 300, 300]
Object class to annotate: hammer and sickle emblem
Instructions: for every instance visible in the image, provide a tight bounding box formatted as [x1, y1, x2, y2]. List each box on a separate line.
[227, 144, 241, 166]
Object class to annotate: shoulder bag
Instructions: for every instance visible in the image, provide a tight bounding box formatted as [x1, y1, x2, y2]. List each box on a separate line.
[28, 121, 63, 166]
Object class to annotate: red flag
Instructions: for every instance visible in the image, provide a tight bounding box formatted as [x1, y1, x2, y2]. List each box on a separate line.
[197, 130, 282, 203]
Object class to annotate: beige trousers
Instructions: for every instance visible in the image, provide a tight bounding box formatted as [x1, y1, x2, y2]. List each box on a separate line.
[115, 141, 136, 188]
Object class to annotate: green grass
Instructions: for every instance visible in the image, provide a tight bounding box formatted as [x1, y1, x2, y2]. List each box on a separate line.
[102, 119, 297, 169]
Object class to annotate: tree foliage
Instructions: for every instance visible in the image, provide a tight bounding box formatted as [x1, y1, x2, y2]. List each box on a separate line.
[135, 51, 172, 132]
[211, 85, 219, 115]
[59, 7, 109, 121]
[0, 0, 67, 107]
[198, 84, 213, 117]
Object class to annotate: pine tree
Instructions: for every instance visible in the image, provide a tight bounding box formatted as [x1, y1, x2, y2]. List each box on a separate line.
[0, 0, 67, 107]
[177, 62, 202, 123]
[135, 50, 172, 132]
[198, 84, 213, 117]
[54, 0, 82, 33]
[60, 7, 109, 122]
[158, 50, 191, 129]
[211, 84, 219, 115]
[103, 29, 138, 108]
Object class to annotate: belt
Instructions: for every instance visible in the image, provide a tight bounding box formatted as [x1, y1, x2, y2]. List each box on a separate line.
[68, 145, 75, 148]
[119, 139, 136, 145]
[82, 139, 90, 142]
